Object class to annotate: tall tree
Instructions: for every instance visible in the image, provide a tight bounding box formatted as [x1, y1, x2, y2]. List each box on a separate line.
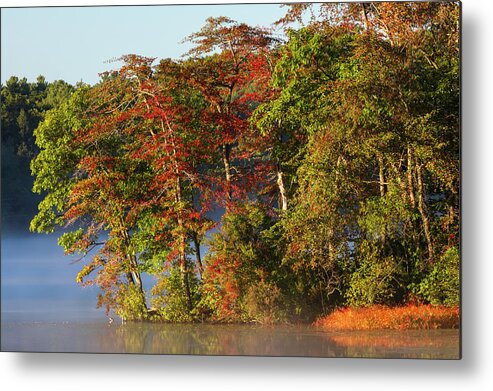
[182, 16, 277, 207]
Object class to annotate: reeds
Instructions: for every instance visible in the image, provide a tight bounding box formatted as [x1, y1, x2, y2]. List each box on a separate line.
[314, 305, 460, 330]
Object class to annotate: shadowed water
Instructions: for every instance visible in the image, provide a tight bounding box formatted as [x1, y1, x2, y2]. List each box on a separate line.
[0, 320, 460, 359]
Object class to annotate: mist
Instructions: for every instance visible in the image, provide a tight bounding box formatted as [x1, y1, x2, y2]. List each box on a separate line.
[1, 231, 104, 322]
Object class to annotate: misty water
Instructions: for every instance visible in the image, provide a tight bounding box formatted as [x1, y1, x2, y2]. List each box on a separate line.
[1, 233, 460, 358]
[1, 321, 459, 358]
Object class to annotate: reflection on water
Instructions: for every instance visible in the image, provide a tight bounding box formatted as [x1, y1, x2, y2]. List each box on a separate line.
[327, 330, 460, 359]
[0, 321, 460, 359]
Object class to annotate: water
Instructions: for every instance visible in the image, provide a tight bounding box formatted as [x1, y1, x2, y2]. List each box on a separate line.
[0, 320, 460, 358]
[1, 232, 459, 359]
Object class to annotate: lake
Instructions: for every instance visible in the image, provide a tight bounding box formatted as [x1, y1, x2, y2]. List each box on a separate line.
[1, 234, 460, 358]
[1, 319, 460, 358]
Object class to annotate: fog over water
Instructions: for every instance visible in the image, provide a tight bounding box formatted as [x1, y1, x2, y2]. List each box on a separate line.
[0, 206, 221, 322]
[1, 230, 105, 322]
[0, 321, 460, 358]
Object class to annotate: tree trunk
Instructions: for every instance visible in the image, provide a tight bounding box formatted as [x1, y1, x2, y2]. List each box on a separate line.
[120, 220, 147, 312]
[407, 148, 416, 207]
[416, 163, 434, 262]
[192, 231, 204, 278]
[129, 254, 147, 309]
[377, 153, 386, 197]
[126, 272, 134, 286]
[376, 154, 387, 246]
[161, 112, 193, 312]
[179, 242, 193, 312]
[448, 204, 455, 230]
[146, 97, 194, 312]
[276, 167, 288, 211]
[175, 176, 193, 311]
[190, 191, 204, 279]
[130, 261, 143, 289]
[222, 143, 232, 203]
[361, 3, 370, 31]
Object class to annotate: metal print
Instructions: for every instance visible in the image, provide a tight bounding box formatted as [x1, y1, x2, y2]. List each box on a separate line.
[1, 1, 460, 358]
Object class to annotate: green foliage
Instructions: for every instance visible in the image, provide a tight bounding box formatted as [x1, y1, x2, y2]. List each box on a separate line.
[415, 247, 460, 306]
[58, 228, 85, 254]
[30, 87, 91, 234]
[21, 4, 459, 323]
[114, 284, 149, 321]
[359, 188, 415, 242]
[346, 244, 403, 307]
[1, 76, 75, 230]
[151, 266, 201, 322]
[200, 202, 291, 322]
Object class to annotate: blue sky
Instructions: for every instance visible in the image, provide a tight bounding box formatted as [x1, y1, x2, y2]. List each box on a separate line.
[1, 3, 287, 85]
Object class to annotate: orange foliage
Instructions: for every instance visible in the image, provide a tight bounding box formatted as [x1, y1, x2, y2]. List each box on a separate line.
[314, 305, 459, 330]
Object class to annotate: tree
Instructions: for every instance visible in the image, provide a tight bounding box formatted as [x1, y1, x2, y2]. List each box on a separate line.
[31, 55, 217, 320]
[1, 76, 75, 231]
[270, 1, 460, 308]
[28, 3, 460, 321]
[182, 16, 278, 207]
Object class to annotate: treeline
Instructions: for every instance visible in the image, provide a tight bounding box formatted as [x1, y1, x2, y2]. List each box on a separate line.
[1, 76, 75, 230]
[28, 2, 459, 323]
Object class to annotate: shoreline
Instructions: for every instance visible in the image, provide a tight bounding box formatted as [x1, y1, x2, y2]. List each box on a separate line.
[98, 304, 460, 330]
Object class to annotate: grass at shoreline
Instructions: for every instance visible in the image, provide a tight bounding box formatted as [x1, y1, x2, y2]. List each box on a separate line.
[314, 305, 459, 330]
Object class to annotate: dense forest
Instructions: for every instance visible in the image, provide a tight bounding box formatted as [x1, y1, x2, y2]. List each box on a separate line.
[3, 2, 460, 323]
[1, 76, 75, 231]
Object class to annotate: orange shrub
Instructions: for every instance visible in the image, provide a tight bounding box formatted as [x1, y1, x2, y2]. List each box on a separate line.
[314, 305, 459, 330]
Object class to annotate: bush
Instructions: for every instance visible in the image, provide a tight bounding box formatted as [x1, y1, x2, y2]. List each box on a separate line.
[417, 246, 460, 306]
[151, 265, 200, 322]
[114, 284, 148, 321]
[242, 280, 288, 324]
[345, 242, 403, 307]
